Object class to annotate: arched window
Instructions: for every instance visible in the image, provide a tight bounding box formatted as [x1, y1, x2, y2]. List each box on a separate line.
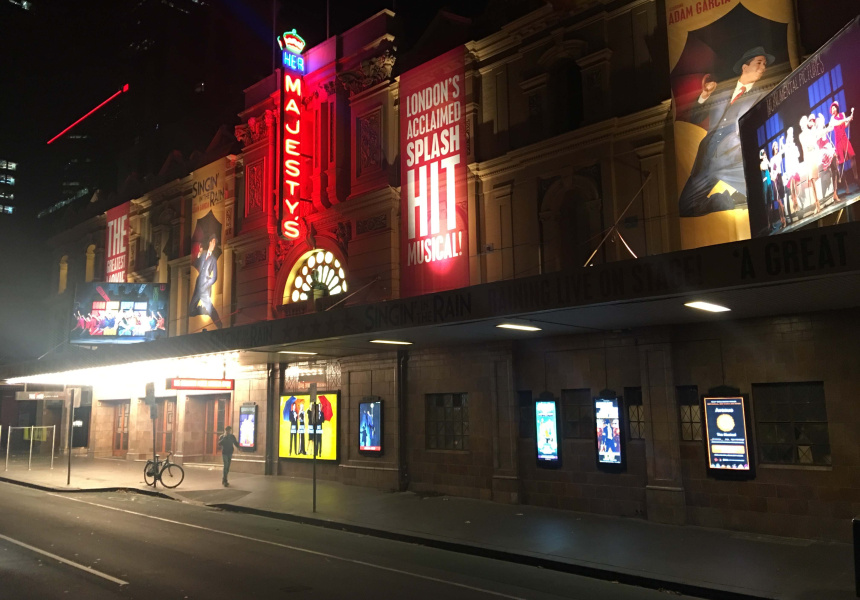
[85, 244, 96, 282]
[283, 250, 348, 304]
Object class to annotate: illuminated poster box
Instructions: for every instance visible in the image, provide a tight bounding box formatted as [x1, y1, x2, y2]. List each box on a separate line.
[358, 398, 383, 455]
[593, 396, 626, 472]
[703, 395, 755, 479]
[238, 404, 257, 451]
[535, 397, 561, 468]
[279, 392, 338, 461]
[740, 17, 860, 237]
[71, 282, 169, 345]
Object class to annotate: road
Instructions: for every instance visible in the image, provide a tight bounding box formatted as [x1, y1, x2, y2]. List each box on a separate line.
[0, 482, 696, 599]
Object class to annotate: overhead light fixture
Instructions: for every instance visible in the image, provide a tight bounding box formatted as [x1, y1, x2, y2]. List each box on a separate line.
[496, 323, 542, 332]
[684, 301, 730, 313]
[278, 350, 317, 355]
[370, 340, 412, 345]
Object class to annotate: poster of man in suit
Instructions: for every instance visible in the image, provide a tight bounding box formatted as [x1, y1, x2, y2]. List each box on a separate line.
[667, 0, 799, 248]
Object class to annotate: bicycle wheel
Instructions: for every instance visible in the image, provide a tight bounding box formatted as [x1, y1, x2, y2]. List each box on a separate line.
[143, 461, 156, 487]
[159, 463, 185, 488]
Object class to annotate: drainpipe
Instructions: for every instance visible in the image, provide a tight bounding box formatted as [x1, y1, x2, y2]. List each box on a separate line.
[264, 362, 278, 476]
[396, 348, 409, 492]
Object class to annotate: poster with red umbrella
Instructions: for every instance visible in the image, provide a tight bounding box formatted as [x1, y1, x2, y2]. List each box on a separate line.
[189, 160, 227, 331]
[666, 0, 799, 249]
[279, 392, 339, 461]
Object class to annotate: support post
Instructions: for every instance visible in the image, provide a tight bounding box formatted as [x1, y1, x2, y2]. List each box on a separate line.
[311, 382, 317, 513]
[5, 427, 9, 471]
[67, 389, 75, 485]
[51, 425, 56, 470]
[28, 426, 34, 471]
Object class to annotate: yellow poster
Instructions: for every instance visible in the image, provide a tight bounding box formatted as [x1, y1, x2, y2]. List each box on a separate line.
[188, 159, 227, 331]
[667, 0, 799, 248]
[279, 393, 338, 460]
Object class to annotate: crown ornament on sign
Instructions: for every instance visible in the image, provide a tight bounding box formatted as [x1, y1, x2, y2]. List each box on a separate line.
[278, 29, 306, 55]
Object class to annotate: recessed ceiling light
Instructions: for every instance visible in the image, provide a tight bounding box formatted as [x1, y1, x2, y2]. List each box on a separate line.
[279, 350, 317, 355]
[370, 340, 412, 345]
[496, 323, 542, 332]
[684, 301, 730, 313]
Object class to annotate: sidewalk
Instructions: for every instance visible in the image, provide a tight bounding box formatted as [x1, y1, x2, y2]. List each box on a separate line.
[0, 456, 853, 600]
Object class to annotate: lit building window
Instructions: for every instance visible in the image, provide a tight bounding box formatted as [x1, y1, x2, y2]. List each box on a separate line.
[0, 175, 15, 185]
[0, 192, 12, 200]
[0, 205, 14, 214]
[285, 251, 348, 303]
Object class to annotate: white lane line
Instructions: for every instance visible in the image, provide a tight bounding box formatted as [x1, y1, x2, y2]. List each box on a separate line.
[46, 493, 527, 600]
[0, 532, 128, 586]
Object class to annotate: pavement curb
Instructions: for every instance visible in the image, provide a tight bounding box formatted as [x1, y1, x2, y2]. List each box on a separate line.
[0, 476, 174, 500]
[209, 502, 774, 600]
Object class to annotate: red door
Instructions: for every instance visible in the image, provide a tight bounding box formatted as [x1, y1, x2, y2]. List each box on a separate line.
[112, 402, 130, 457]
[203, 397, 230, 459]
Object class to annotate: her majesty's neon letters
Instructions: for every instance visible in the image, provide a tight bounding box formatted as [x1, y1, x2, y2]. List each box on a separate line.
[282, 73, 302, 239]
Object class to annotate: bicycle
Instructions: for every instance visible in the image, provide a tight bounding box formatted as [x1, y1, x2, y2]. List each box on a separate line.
[143, 451, 185, 489]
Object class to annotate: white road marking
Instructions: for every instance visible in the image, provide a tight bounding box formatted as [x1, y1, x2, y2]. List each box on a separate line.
[0, 532, 128, 586]
[47, 493, 527, 600]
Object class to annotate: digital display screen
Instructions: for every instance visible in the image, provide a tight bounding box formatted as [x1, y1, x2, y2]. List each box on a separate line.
[535, 400, 560, 466]
[358, 400, 382, 454]
[704, 397, 751, 471]
[238, 405, 256, 450]
[279, 393, 338, 461]
[740, 17, 860, 237]
[71, 282, 169, 345]
[594, 398, 623, 466]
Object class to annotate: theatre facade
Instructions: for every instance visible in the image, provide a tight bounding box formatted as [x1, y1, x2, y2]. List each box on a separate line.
[4, 3, 860, 543]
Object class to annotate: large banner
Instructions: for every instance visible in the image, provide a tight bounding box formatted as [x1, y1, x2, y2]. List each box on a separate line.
[104, 201, 129, 282]
[667, 0, 799, 248]
[279, 393, 338, 460]
[740, 17, 860, 238]
[189, 159, 227, 331]
[400, 46, 469, 298]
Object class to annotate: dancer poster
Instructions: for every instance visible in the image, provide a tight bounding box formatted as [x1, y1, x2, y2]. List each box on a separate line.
[188, 159, 227, 332]
[667, 0, 799, 248]
[740, 17, 860, 237]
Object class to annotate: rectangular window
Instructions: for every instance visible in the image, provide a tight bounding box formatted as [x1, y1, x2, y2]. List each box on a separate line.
[625, 386, 645, 440]
[518, 390, 533, 438]
[426, 393, 469, 451]
[753, 382, 830, 466]
[677, 385, 702, 441]
[561, 388, 592, 439]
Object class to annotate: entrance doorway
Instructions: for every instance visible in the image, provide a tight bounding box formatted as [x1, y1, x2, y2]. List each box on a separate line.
[155, 399, 176, 454]
[112, 402, 130, 457]
[203, 397, 230, 459]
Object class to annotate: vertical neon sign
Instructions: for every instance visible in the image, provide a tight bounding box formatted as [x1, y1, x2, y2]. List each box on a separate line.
[278, 30, 306, 240]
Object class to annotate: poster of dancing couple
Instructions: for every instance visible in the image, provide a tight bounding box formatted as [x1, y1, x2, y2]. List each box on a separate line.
[740, 17, 860, 237]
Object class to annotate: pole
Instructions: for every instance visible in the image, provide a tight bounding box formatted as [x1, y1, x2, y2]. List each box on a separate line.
[51, 425, 56, 470]
[5, 427, 9, 472]
[67, 389, 75, 486]
[28, 426, 34, 470]
[311, 382, 317, 513]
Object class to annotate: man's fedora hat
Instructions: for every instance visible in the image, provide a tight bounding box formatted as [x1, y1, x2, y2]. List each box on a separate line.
[733, 46, 776, 74]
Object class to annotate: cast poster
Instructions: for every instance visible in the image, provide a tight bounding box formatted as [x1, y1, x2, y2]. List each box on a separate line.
[279, 393, 338, 460]
[703, 396, 750, 471]
[594, 398, 622, 466]
[740, 17, 860, 237]
[359, 400, 382, 452]
[667, 0, 799, 248]
[104, 201, 129, 282]
[188, 159, 227, 331]
[400, 46, 469, 297]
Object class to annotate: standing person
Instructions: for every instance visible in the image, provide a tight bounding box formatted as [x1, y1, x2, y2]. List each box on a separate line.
[828, 102, 857, 192]
[289, 403, 298, 455]
[678, 47, 774, 217]
[769, 140, 787, 227]
[188, 233, 222, 328]
[218, 426, 240, 487]
[782, 127, 802, 213]
[798, 115, 824, 214]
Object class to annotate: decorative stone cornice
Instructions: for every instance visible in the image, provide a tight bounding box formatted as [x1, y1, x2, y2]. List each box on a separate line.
[337, 49, 396, 97]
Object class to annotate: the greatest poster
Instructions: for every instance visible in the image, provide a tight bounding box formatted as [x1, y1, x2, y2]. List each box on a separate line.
[703, 396, 751, 472]
[667, 0, 798, 248]
[71, 282, 169, 344]
[400, 46, 469, 297]
[740, 17, 860, 238]
[535, 399, 560, 467]
[188, 159, 227, 332]
[594, 397, 624, 468]
[104, 201, 129, 283]
[279, 393, 338, 460]
[358, 399, 382, 454]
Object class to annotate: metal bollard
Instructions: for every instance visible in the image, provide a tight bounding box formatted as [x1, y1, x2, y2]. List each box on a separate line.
[854, 517, 860, 597]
